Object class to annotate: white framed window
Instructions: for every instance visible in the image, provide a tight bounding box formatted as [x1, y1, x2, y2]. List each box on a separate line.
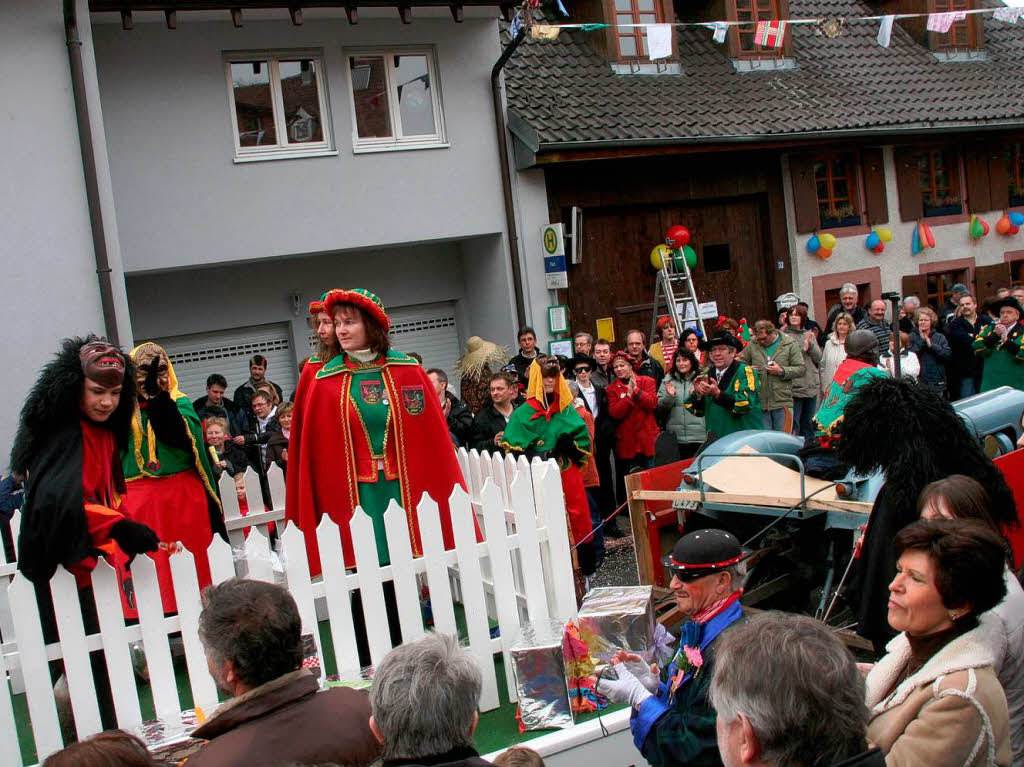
[345, 48, 447, 153]
[224, 50, 335, 162]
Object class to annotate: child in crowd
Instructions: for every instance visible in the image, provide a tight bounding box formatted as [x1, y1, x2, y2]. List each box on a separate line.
[205, 417, 249, 507]
[494, 746, 545, 767]
[266, 401, 292, 475]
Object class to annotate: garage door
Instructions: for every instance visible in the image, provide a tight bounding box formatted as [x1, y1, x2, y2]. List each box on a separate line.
[307, 301, 461, 381]
[154, 322, 298, 404]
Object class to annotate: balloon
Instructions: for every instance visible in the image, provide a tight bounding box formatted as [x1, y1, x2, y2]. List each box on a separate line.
[1011, 225, 1021, 235]
[1010, 212, 1024, 227]
[919, 222, 936, 249]
[817, 246, 833, 259]
[650, 243, 672, 270]
[865, 232, 881, 249]
[806, 235, 821, 254]
[911, 225, 922, 255]
[970, 215, 988, 239]
[997, 214, 1012, 235]
[665, 225, 691, 248]
[819, 233, 838, 250]
[872, 243, 885, 254]
[683, 245, 698, 268]
[877, 227, 894, 243]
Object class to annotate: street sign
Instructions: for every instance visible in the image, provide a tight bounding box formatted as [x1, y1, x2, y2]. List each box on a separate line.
[541, 224, 566, 257]
[544, 255, 567, 273]
[545, 271, 568, 289]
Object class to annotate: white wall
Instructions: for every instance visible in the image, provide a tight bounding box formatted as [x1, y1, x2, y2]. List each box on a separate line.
[512, 167, 559, 349]
[458, 234, 519, 348]
[91, 16, 508, 273]
[785, 147, 1019, 318]
[0, 0, 106, 468]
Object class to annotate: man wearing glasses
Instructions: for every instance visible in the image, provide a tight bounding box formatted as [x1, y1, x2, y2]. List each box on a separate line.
[599, 529, 748, 767]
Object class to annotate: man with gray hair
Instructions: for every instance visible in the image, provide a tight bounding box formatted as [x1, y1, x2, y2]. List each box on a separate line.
[899, 295, 921, 333]
[188, 578, 380, 767]
[370, 633, 493, 767]
[822, 283, 866, 344]
[710, 611, 883, 766]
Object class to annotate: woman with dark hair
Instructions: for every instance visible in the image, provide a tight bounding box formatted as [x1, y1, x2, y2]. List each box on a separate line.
[839, 376, 1018, 650]
[680, 327, 705, 367]
[865, 519, 1011, 766]
[918, 476, 1024, 764]
[286, 288, 472, 577]
[41, 730, 157, 766]
[657, 347, 706, 459]
[783, 305, 822, 440]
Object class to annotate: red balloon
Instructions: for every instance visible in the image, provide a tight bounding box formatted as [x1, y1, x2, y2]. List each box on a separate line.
[1011, 225, 1021, 235]
[665, 225, 691, 248]
[981, 219, 991, 236]
[872, 243, 884, 253]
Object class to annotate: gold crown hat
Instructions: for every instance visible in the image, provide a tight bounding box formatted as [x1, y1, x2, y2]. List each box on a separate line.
[453, 336, 510, 378]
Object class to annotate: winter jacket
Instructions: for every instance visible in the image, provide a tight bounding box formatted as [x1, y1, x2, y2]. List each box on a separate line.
[636, 351, 665, 390]
[509, 351, 540, 381]
[657, 375, 707, 445]
[444, 392, 474, 447]
[606, 375, 659, 459]
[241, 413, 280, 472]
[575, 405, 600, 487]
[877, 350, 920, 380]
[947, 314, 993, 382]
[738, 331, 805, 410]
[821, 303, 866, 346]
[865, 624, 1011, 767]
[856, 317, 892, 351]
[470, 404, 514, 454]
[385, 748, 494, 767]
[981, 569, 1024, 766]
[234, 379, 284, 420]
[264, 428, 288, 473]
[210, 442, 249, 480]
[819, 334, 849, 397]
[783, 327, 822, 398]
[187, 669, 380, 767]
[909, 330, 952, 387]
[193, 395, 249, 436]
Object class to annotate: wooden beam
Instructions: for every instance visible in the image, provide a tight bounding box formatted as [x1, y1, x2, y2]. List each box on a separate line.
[231, 6, 243, 24]
[626, 473, 658, 588]
[449, 2, 463, 21]
[289, 5, 303, 23]
[120, 8, 134, 28]
[164, 9, 177, 27]
[631, 489, 873, 515]
[398, 4, 412, 22]
[345, 4, 358, 22]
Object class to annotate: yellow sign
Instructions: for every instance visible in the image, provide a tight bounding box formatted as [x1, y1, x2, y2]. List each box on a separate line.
[596, 317, 615, 343]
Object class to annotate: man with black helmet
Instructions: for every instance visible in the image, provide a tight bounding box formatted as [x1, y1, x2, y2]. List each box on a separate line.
[812, 329, 887, 446]
[685, 331, 761, 441]
[598, 529, 747, 767]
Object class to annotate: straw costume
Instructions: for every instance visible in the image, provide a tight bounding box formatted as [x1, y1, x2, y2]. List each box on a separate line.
[454, 336, 510, 414]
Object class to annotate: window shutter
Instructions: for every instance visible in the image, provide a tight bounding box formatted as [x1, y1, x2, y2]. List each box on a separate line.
[901, 274, 928, 302]
[789, 153, 819, 234]
[975, 263, 1011, 298]
[893, 147, 924, 222]
[861, 148, 889, 225]
[987, 146, 1011, 212]
[964, 143, 992, 213]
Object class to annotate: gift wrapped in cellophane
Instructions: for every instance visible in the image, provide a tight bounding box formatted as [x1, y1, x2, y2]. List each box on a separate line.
[510, 620, 574, 731]
[577, 585, 656, 664]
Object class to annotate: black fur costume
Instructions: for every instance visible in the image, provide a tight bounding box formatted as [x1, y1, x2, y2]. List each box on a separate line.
[838, 377, 1018, 646]
[9, 335, 136, 584]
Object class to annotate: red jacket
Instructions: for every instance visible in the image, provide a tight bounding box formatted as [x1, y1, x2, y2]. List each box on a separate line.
[605, 376, 659, 459]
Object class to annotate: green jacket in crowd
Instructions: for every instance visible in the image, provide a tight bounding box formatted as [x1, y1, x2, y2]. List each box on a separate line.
[685, 360, 762, 440]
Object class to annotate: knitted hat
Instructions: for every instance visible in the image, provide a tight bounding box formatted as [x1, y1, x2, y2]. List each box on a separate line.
[325, 288, 390, 333]
[611, 350, 638, 371]
[308, 288, 342, 316]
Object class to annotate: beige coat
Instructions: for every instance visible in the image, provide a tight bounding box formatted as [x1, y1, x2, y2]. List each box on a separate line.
[865, 625, 1011, 767]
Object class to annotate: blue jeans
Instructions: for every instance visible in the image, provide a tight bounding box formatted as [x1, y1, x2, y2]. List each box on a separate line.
[958, 378, 977, 400]
[793, 396, 818, 440]
[763, 407, 792, 432]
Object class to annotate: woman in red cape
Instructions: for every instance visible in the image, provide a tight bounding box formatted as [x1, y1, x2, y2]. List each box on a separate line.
[286, 288, 474, 577]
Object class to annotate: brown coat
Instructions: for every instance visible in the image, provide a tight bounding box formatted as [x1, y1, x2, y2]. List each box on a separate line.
[865, 626, 1011, 767]
[186, 669, 380, 767]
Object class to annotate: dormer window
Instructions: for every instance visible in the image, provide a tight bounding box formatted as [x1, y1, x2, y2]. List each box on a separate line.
[614, 0, 664, 58]
[929, 0, 983, 52]
[919, 149, 963, 216]
[734, 0, 786, 56]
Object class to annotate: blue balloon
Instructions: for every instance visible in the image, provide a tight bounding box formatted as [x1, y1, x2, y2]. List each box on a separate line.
[1010, 212, 1024, 227]
[806, 235, 821, 254]
[865, 232, 881, 249]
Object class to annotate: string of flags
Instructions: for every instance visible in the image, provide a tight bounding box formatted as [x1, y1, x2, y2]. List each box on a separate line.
[514, 1, 1024, 54]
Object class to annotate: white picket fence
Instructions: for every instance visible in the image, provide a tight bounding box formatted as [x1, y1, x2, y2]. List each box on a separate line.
[0, 448, 577, 766]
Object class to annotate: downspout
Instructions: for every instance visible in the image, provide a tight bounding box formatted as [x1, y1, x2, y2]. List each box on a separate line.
[63, 0, 120, 346]
[491, 25, 528, 327]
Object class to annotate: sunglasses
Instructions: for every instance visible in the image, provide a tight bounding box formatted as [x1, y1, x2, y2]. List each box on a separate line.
[574, 367, 591, 374]
[668, 568, 717, 583]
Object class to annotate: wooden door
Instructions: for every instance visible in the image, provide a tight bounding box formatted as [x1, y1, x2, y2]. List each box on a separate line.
[568, 198, 773, 347]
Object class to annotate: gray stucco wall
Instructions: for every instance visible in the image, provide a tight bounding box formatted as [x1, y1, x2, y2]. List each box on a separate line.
[91, 16, 508, 273]
[1, 0, 107, 468]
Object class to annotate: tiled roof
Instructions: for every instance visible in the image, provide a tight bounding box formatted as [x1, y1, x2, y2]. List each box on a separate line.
[504, 0, 1024, 149]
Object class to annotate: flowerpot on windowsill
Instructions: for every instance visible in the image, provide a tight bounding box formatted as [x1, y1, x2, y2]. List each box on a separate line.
[820, 215, 862, 229]
[924, 204, 964, 217]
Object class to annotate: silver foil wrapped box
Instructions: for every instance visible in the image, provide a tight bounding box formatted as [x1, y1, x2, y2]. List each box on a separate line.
[578, 585, 656, 664]
[510, 619, 574, 731]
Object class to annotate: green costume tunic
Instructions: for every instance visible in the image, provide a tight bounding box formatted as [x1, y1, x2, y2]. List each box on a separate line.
[498, 399, 591, 466]
[812, 359, 887, 441]
[973, 323, 1024, 392]
[684, 361, 761, 440]
[123, 394, 220, 492]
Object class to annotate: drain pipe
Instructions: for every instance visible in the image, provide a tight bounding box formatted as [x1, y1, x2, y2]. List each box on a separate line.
[491, 25, 528, 328]
[64, 0, 120, 346]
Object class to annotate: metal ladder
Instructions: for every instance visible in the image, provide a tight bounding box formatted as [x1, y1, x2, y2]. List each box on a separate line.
[649, 249, 706, 342]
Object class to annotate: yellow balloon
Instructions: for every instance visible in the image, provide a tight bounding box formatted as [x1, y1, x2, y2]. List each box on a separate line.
[650, 244, 673, 270]
[876, 228, 894, 243]
[819, 233, 837, 250]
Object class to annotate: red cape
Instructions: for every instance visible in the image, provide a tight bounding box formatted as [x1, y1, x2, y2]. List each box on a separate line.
[286, 351, 472, 574]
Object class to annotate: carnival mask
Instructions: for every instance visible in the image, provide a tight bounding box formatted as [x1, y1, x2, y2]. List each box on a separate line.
[133, 343, 171, 398]
[78, 340, 125, 388]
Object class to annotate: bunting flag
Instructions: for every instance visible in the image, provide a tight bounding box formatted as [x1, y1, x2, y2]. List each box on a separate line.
[926, 11, 966, 32]
[532, 24, 562, 39]
[994, 6, 1024, 22]
[647, 23, 673, 59]
[877, 14, 895, 46]
[754, 19, 787, 47]
[708, 21, 729, 43]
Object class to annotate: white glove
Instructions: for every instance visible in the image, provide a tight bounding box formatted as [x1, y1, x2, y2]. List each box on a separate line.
[596, 663, 654, 708]
[653, 623, 676, 667]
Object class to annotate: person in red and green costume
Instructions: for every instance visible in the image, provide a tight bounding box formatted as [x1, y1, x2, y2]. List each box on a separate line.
[286, 288, 474, 578]
[499, 355, 594, 580]
[123, 342, 226, 615]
